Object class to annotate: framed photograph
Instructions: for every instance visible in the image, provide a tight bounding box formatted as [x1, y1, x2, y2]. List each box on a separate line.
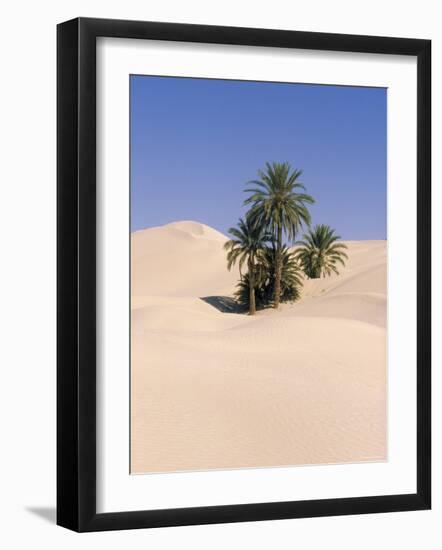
[57, 17, 431, 532]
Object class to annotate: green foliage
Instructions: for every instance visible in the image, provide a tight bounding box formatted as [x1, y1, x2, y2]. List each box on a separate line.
[224, 217, 272, 314]
[295, 224, 348, 279]
[244, 162, 315, 242]
[235, 246, 303, 310]
[234, 273, 267, 311]
[224, 216, 272, 275]
[243, 161, 314, 308]
[225, 163, 349, 311]
[262, 246, 303, 303]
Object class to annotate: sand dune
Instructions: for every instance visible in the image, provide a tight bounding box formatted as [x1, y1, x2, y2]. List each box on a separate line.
[131, 221, 239, 303]
[131, 221, 387, 473]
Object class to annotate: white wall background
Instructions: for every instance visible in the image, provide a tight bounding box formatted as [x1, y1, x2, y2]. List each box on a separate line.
[0, 1, 439, 548]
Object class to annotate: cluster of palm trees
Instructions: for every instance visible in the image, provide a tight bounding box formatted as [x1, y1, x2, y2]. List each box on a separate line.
[224, 161, 348, 315]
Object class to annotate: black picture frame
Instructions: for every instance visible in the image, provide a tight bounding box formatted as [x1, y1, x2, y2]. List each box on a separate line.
[57, 17, 431, 532]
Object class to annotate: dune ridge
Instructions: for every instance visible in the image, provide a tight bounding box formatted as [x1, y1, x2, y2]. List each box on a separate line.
[131, 221, 387, 473]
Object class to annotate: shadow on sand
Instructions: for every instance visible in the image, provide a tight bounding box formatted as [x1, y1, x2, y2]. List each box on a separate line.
[200, 296, 245, 314]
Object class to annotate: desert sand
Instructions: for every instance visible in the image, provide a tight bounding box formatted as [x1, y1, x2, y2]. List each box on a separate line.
[131, 221, 387, 473]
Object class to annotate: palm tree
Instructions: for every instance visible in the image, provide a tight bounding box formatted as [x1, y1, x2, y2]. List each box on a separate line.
[262, 245, 304, 304]
[234, 246, 303, 310]
[224, 217, 271, 315]
[295, 224, 348, 279]
[244, 162, 314, 308]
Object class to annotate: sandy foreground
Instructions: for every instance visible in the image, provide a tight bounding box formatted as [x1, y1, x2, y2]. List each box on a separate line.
[131, 221, 387, 473]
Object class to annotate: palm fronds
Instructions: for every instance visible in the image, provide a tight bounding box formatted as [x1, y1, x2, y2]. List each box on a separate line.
[224, 217, 272, 314]
[225, 163, 349, 311]
[243, 162, 314, 308]
[235, 246, 303, 310]
[295, 224, 348, 279]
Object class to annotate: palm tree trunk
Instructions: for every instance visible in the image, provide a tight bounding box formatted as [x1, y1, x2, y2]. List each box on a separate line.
[273, 225, 282, 309]
[248, 258, 256, 315]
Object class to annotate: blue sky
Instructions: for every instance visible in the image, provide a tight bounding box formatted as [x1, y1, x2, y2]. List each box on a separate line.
[130, 75, 386, 240]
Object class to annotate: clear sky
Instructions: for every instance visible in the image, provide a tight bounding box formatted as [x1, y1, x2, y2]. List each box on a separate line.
[130, 75, 386, 240]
